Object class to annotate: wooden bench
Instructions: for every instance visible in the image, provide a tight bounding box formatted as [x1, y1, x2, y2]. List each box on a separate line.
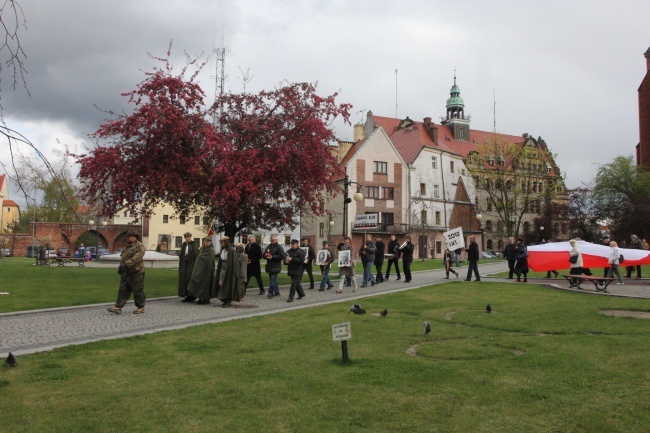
[562, 274, 616, 293]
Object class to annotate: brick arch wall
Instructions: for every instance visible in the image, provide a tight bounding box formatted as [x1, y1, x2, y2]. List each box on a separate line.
[6, 223, 143, 256]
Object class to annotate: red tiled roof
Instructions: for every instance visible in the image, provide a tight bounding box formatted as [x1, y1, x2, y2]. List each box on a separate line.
[371, 115, 525, 163]
[2, 199, 18, 207]
[0, 174, 5, 192]
[77, 205, 91, 213]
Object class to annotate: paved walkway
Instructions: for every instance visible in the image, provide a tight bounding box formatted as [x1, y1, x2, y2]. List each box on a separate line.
[3, 262, 650, 357]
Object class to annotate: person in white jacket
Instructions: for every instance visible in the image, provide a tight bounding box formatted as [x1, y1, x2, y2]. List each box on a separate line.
[569, 239, 583, 276]
[606, 241, 624, 285]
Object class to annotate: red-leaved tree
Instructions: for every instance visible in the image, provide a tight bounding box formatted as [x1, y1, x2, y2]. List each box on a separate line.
[76, 47, 350, 239]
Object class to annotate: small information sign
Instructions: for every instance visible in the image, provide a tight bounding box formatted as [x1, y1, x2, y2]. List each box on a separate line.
[332, 322, 352, 342]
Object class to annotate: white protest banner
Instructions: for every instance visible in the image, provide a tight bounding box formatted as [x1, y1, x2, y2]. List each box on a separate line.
[443, 227, 465, 250]
[353, 213, 378, 229]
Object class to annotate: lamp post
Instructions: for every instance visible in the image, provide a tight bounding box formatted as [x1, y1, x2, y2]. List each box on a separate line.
[539, 225, 545, 243]
[88, 218, 108, 261]
[341, 174, 364, 239]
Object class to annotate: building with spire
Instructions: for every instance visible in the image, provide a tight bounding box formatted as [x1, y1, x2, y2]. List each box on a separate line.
[0, 174, 20, 232]
[320, 73, 568, 258]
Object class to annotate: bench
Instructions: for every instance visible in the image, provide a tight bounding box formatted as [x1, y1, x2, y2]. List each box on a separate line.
[562, 274, 616, 293]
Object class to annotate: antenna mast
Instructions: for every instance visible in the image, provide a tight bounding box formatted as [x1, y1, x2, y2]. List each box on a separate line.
[395, 69, 398, 118]
[493, 87, 497, 133]
[211, 31, 230, 124]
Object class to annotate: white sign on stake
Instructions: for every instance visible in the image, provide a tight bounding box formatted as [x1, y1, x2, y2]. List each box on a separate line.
[443, 227, 465, 250]
[332, 322, 352, 342]
[353, 214, 378, 229]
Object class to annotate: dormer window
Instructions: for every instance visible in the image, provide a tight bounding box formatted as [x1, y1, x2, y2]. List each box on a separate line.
[487, 154, 494, 166]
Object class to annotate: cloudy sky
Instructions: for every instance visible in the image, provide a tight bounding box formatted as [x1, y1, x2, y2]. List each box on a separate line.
[2, 0, 650, 206]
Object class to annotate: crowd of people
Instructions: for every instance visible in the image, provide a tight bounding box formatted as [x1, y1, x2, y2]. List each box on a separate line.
[105, 228, 646, 314]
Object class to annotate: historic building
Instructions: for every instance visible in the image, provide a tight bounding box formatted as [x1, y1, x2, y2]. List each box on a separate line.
[0, 174, 20, 232]
[636, 46, 650, 168]
[330, 74, 568, 258]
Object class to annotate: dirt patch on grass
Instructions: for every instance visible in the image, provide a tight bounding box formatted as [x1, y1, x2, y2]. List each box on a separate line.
[600, 310, 650, 319]
[406, 344, 419, 356]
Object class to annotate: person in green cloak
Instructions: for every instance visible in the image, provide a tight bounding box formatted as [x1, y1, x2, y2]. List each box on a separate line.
[216, 236, 240, 308]
[187, 237, 216, 305]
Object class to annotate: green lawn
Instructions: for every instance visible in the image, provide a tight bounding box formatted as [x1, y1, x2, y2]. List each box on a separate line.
[1, 282, 649, 432]
[0, 257, 500, 313]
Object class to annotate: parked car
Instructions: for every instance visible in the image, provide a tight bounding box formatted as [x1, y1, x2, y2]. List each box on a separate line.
[482, 251, 496, 259]
[0, 248, 11, 257]
[46, 250, 58, 258]
[56, 248, 70, 257]
[26, 245, 39, 258]
[167, 250, 180, 256]
[87, 246, 111, 260]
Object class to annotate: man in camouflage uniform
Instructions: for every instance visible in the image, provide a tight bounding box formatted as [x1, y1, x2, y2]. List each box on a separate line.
[108, 229, 146, 314]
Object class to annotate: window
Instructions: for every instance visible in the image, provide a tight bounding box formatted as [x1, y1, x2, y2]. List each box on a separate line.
[431, 156, 438, 169]
[175, 236, 182, 248]
[284, 235, 291, 246]
[373, 161, 388, 174]
[450, 161, 455, 173]
[202, 216, 209, 226]
[163, 215, 169, 224]
[420, 183, 426, 195]
[179, 216, 186, 225]
[433, 185, 439, 198]
[485, 220, 493, 231]
[420, 210, 427, 226]
[486, 199, 492, 211]
[319, 222, 324, 237]
[123, 211, 128, 217]
[194, 216, 200, 225]
[383, 212, 394, 227]
[435, 211, 441, 226]
[435, 241, 442, 254]
[365, 186, 380, 198]
[382, 187, 394, 200]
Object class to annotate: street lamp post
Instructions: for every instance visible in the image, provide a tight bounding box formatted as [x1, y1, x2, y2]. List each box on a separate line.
[341, 174, 364, 239]
[88, 218, 108, 261]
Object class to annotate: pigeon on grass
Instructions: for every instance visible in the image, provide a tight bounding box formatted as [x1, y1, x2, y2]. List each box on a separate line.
[423, 321, 431, 335]
[349, 304, 366, 314]
[486, 304, 492, 313]
[5, 352, 16, 367]
[379, 309, 388, 317]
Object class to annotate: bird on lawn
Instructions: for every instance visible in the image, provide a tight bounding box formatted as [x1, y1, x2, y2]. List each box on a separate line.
[349, 304, 366, 314]
[486, 304, 492, 313]
[5, 352, 16, 367]
[423, 321, 431, 335]
[379, 309, 388, 317]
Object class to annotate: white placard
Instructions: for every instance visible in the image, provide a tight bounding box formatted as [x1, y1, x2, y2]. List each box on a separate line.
[353, 213, 378, 229]
[443, 227, 465, 250]
[332, 322, 352, 341]
[315, 249, 329, 266]
[338, 250, 351, 267]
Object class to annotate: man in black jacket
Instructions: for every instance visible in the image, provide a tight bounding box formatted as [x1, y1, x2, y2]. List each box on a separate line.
[301, 238, 316, 289]
[464, 236, 481, 282]
[502, 237, 517, 279]
[286, 239, 306, 302]
[374, 235, 385, 283]
[245, 235, 265, 295]
[264, 235, 284, 298]
[384, 234, 401, 281]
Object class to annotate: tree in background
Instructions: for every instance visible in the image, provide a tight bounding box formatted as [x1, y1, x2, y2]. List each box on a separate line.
[467, 136, 560, 240]
[593, 155, 650, 240]
[76, 46, 350, 239]
[565, 184, 606, 242]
